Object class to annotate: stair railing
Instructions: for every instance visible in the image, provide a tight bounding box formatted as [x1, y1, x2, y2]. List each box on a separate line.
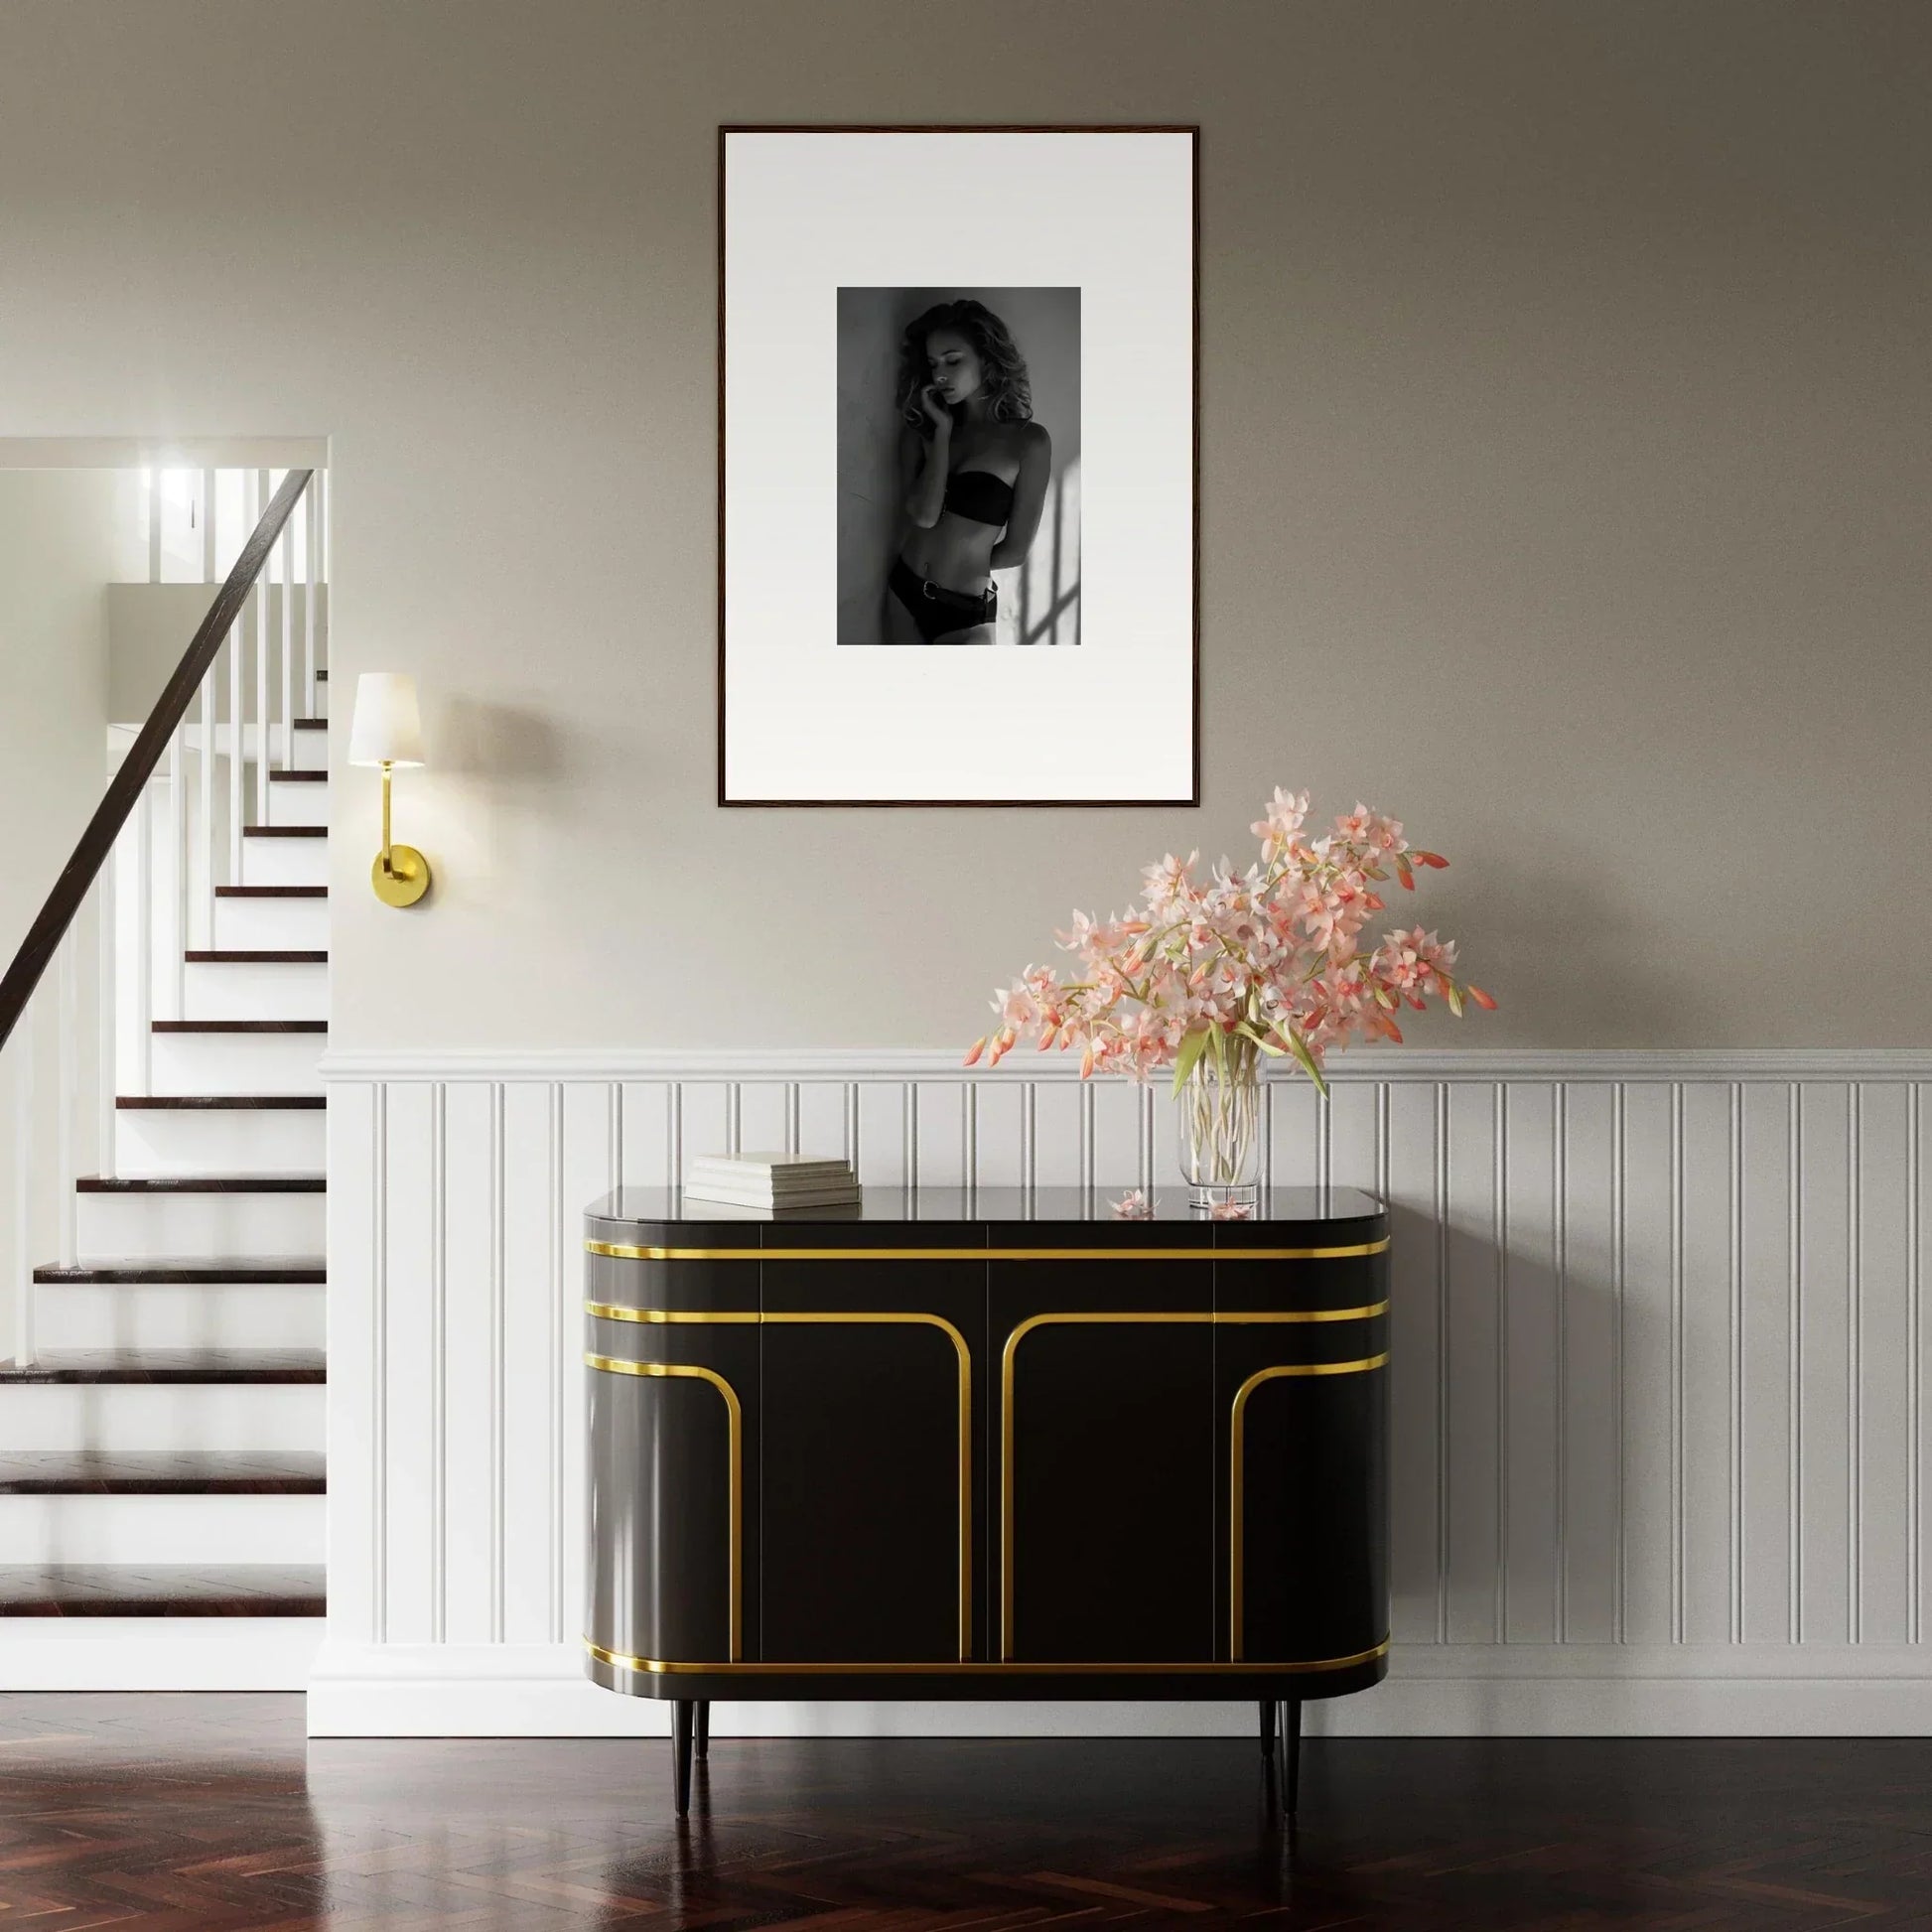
[0, 466, 318, 1366]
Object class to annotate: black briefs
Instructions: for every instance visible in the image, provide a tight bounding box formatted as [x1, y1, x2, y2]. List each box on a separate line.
[890, 555, 998, 643]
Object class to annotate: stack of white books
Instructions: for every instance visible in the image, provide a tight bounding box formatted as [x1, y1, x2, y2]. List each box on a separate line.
[683, 1153, 862, 1211]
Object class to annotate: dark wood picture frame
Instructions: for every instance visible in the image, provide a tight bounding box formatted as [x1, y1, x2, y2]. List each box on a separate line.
[717, 124, 1200, 809]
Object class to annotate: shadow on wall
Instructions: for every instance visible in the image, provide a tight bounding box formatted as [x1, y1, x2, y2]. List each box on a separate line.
[838, 287, 1081, 647]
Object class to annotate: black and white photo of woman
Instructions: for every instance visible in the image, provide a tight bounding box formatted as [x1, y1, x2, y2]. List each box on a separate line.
[838, 287, 1081, 647]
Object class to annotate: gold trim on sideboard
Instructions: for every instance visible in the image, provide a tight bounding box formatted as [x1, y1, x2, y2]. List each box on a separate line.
[584, 1635, 1391, 1677]
[586, 1239, 1389, 1263]
[1228, 1354, 1391, 1661]
[998, 1311, 1389, 1660]
[584, 1309, 973, 1660]
[583, 1353, 743, 1662]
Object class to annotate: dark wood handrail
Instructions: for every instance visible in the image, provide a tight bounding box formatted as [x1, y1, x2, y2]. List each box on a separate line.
[0, 469, 315, 1055]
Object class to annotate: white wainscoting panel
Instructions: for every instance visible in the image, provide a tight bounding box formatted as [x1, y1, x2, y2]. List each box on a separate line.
[312, 1048, 1932, 1736]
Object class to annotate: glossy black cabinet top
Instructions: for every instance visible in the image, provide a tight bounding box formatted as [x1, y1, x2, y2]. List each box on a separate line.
[586, 1184, 1385, 1238]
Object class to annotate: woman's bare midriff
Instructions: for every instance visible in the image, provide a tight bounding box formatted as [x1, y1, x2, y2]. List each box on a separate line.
[898, 510, 1000, 596]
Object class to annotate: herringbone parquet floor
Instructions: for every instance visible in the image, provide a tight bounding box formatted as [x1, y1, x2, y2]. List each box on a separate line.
[0, 1695, 1929, 1927]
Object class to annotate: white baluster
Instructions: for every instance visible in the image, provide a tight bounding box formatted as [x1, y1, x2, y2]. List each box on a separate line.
[318, 468, 330, 669]
[255, 469, 271, 825]
[11, 1013, 35, 1366]
[280, 509, 294, 772]
[58, 934, 76, 1269]
[304, 479, 319, 719]
[171, 724, 188, 1020]
[229, 472, 249, 887]
[147, 467, 163, 584]
[202, 465, 217, 583]
[135, 780, 152, 1096]
[97, 859, 116, 1183]
[200, 664, 215, 946]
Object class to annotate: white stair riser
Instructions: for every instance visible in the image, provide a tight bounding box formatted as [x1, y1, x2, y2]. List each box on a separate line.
[241, 837, 328, 889]
[213, 896, 329, 951]
[2, 1385, 324, 1453]
[267, 781, 329, 829]
[149, 1032, 323, 1095]
[76, 1190, 325, 1264]
[0, 1494, 323, 1565]
[291, 729, 328, 772]
[183, 959, 328, 1023]
[116, 1109, 325, 1177]
[35, 1285, 324, 1352]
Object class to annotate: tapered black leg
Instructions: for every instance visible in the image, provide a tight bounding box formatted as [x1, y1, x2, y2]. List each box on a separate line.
[1284, 1698, 1302, 1816]
[1258, 1699, 1277, 1760]
[695, 1701, 711, 1762]
[672, 1700, 695, 1817]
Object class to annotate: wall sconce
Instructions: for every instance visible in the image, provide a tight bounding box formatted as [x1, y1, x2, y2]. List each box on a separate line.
[347, 672, 432, 907]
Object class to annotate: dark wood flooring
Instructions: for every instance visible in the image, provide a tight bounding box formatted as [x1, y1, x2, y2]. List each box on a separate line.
[0, 1696, 1926, 1926]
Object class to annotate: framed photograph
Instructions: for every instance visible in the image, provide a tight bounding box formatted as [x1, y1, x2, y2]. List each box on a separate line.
[718, 125, 1198, 806]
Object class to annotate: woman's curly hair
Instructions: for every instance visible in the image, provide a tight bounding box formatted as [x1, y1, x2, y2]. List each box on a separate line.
[896, 299, 1034, 435]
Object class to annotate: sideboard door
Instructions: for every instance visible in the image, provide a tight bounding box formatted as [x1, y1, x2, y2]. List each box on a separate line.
[759, 1249, 987, 1663]
[993, 1255, 1216, 1663]
[1215, 1249, 1390, 1666]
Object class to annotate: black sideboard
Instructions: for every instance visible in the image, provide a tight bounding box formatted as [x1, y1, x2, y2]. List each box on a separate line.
[583, 1185, 1390, 1814]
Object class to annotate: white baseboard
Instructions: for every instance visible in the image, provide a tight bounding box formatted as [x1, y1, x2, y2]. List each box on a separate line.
[304, 1641, 1932, 1738]
[0, 1619, 324, 1690]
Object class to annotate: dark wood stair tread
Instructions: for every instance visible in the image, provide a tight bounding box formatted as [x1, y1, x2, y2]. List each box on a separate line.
[76, 1173, 324, 1192]
[117, 1094, 326, 1109]
[0, 1349, 324, 1384]
[214, 886, 328, 898]
[183, 950, 328, 964]
[0, 1450, 324, 1494]
[268, 769, 328, 782]
[293, 717, 328, 730]
[0, 1564, 325, 1616]
[243, 826, 326, 838]
[34, 1260, 326, 1285]
[152, 1020, 327, 1034]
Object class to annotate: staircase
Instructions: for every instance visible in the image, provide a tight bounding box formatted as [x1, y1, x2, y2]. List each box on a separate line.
[0, 470, 328, 1686]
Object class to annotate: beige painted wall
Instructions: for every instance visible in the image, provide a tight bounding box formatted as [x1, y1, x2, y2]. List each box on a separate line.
[0, 1, 1925, 1048]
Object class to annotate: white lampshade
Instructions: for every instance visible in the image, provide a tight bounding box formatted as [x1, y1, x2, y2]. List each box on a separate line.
[347, 672, 426, 768]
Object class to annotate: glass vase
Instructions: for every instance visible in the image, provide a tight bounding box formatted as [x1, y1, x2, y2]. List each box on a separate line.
[1175, 1050, 1263, 1211]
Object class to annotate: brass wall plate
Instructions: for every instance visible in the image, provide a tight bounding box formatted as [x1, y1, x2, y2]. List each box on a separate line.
[372, 843, 431, 907]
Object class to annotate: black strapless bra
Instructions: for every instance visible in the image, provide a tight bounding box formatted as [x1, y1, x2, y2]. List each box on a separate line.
[943, 468, 1015, 527]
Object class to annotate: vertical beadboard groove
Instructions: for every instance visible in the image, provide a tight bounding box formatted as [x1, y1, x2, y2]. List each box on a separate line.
[547, 1080, 563, 1645]
[1911, 1082, 1923, 1646]
[1789, 1081, 1804, 1646]
[1613, 1079, 1627, 1645]
[326, 1056, 1932, 1698]
[1493, 1082, 1508, 1643]
[1435, 1080, 1450, 1646]
[1848, 1086, 1862, 1642]
[1555, 1080, 1569, 1642]
[1669, 1082, 1685, 1644]
[1729, 1080, 1744, 1645]
[430, 1081, 447, 1645]
[371, 1081, 389, 1645]
[488, 1079, 505, 1645]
